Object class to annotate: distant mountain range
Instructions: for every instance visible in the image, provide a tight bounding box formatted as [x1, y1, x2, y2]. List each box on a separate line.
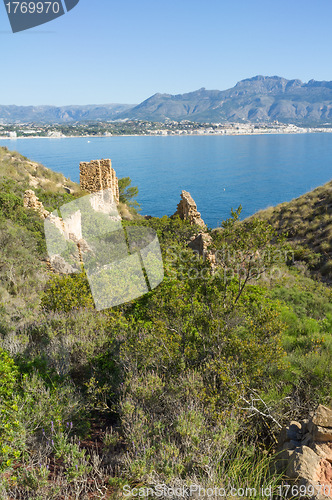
[2, 76, 332, 124]
[119, 76, 332, 124]
[0, 103, 135, 124]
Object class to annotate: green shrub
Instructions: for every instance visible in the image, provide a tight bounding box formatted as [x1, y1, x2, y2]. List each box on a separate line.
[17, 371, 85, 438]
[0, 222, 45, 297]
[270, 284, 332, 320]
[0, 346, 86, 474]
[321, 259, 332, 276]
[41, 270, 94, 313]
[0, 192, 26, 222]
[0, 349, 26, 471]
[119, 370, 239, 482]
[0, 348, 19, 401]
[35, 189, 81, 213]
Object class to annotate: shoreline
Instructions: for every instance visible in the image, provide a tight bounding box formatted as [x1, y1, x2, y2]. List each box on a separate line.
[1, 130, 332, 140]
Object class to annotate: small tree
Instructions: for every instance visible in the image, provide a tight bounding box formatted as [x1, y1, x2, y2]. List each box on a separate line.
[212, 206, 291, 310]
[118, 177, 140, 212]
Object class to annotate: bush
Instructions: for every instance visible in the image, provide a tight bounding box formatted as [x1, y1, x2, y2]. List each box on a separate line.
[41, 270, 94, 313]
[0, 192, 26, 222]
[0, 222, 45, 297]
[0, 348, 26, 471]
[0, 345, 86, 475]
[321, 259, 332, 276]
[119, 370, 239, 482]
[17, 371, 85, 439]
[35, 189, 81, 213]
[269, 283, 332, 320]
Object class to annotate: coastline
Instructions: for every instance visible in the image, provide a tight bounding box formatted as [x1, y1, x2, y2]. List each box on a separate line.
[1, 130, 332, 140]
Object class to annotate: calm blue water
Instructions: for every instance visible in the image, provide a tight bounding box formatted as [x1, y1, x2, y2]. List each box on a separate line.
[2, 134, 332, 228]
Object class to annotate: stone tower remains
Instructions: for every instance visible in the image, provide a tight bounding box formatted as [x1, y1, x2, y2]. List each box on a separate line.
[173, 190, 206, 227]
[79, 159, 119, 204]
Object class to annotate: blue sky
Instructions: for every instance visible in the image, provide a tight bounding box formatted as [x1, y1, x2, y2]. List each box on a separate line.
[1, 0, 332, 105]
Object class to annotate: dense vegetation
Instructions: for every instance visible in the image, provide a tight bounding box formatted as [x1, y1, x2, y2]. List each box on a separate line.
[1, 145, 332, 498]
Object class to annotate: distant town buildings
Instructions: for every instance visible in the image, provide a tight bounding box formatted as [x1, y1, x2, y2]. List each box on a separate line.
[147, 123, 332, 136]
[0, 121, 332, 140]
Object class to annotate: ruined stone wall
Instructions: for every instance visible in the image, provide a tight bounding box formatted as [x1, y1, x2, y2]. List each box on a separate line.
[62, 210, 82, 242]
[173, 190, 205, 227]
[24, 190, 82, 241]
[188, 232, 216, 266]
[24, 189, 50, 219]
[24, 189, 84, 273]
[80, 159, 119, 204]
[277, 405, 332, 499]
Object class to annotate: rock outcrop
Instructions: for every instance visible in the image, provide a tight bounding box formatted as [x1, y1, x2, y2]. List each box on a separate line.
[173, 190, 205, 227]
[188, 232, 216, 266]
[277, 405, 332, 499]
[23, 190, 49, 219]
[80, 159, 119, 204]
[49, 255, 78, 275]
[173, 191, 216, 266]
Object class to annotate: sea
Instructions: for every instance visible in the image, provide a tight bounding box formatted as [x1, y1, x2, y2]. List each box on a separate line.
[2, 133, 332, 229]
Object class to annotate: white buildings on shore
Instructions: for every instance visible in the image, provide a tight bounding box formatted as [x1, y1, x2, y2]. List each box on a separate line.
[147, 123, 332, 136]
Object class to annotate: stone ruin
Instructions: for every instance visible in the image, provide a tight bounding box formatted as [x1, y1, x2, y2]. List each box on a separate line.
[24, 190, 82, 242]
[80, 159, 119, 204]
[24, 159, 122, 274]
[188, 232, 216, 267]
[173, 190, 206, 228]
[23, 189, 50, 219]
[277, 405, 332, 499]
[24, 190, 88, 274]
[170, 190, 218, 267]
[79, 158, 121, 224]
[172, 190, 218, 266]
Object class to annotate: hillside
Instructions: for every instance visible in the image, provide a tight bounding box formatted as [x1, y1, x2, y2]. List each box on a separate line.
[247, 178, 332, 281]
[0, 146, 83, 329]
[2, 76, 332, 125]
[2, 145, 332, 498]
[0, 146, 81, 195]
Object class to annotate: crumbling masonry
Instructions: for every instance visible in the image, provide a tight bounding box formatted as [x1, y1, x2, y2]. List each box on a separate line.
[173, 190, 206, 227]
[80, 159, 119, 204]
[24, 159, 121, 274]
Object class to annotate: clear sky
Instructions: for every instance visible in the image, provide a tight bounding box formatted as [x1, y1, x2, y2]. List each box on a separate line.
[1, 0, 332, 106]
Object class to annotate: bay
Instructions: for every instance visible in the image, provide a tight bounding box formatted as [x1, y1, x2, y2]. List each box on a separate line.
[2, 134, 332, 229]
